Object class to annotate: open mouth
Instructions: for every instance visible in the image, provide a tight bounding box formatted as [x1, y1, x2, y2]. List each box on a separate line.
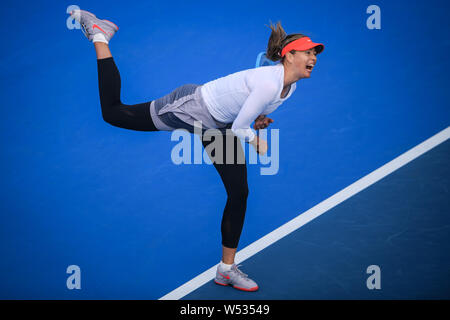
[306, 64, 314, 71]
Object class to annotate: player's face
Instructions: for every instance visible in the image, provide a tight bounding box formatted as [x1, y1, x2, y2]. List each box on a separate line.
[293, 48, 318, 79]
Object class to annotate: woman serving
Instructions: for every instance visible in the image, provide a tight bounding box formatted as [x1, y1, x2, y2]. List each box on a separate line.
[70, 9, 324, 292]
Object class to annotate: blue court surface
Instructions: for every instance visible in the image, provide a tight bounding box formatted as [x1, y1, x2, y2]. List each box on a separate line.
[1, 0, 449, 300]
[184, 138, 450, 299]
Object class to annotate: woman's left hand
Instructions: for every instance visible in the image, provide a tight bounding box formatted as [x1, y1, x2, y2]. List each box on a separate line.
[253, 115, 274, 130]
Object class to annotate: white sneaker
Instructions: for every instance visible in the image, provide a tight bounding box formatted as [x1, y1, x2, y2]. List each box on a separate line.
[215, 264, 259, 292]
[70, 9, 119, 43]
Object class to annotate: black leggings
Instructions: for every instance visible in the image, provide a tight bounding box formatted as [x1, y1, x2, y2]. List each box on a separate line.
[97, 57, 249, 248]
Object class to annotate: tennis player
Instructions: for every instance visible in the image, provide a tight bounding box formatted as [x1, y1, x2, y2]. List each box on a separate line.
[70, 9, 324, 292]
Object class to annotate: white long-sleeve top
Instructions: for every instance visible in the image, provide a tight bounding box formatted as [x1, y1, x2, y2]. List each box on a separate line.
[201, 63, 296, 142]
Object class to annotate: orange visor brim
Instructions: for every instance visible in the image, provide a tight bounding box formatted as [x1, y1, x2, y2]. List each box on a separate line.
[280, 37, 325, 57]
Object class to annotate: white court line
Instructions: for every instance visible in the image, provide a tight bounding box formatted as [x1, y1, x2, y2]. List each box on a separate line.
[159, 126, 450, 300]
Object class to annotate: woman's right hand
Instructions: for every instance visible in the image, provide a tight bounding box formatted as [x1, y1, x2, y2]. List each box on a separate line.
[249, 135, 268, 155]
[253, 115, 274, 130]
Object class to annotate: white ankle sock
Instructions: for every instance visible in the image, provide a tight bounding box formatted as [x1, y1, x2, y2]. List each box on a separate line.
[93, 33, 108, 44]
[219, 261, 233, 271]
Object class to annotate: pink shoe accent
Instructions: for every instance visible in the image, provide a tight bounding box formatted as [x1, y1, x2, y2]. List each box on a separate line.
[214, 280, 229, 287]
[232, 285, 259, 292]
[218, 271, 230, 280]
[92, 24, 112, 37]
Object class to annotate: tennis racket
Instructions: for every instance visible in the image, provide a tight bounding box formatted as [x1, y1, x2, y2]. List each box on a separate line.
[255, 52, 278, 68]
